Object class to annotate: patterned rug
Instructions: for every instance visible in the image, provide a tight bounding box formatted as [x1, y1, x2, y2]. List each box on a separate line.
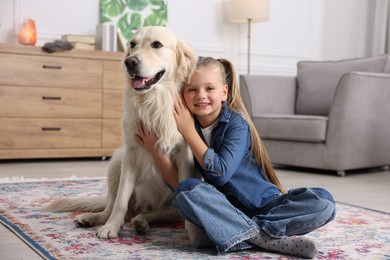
[1, 178, 389, 260]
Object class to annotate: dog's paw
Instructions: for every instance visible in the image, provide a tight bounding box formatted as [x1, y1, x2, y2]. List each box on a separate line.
[96, 223, 121, 239]
[131, 214, 149, 235]
[74, 213, 96, 228]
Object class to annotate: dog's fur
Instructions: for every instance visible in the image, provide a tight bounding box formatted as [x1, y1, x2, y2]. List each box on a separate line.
[46, 26, 199, 239]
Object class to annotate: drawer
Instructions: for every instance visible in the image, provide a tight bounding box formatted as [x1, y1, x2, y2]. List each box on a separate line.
[103, 60, 126, 90]
[0, 118, 101, 149]
[0, 53, 102, 88]
[0, 86, 102, 118]
[103, 89, 123, 118]
[102, 119, 122, 148]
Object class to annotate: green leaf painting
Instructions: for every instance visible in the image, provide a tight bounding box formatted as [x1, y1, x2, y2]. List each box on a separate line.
[100, 0, 168, 47]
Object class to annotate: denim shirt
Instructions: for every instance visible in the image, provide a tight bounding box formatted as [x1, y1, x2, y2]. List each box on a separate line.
[195, 104, 280, 217]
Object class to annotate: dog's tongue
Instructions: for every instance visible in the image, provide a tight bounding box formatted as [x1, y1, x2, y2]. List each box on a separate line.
[131, 76, 153, 89]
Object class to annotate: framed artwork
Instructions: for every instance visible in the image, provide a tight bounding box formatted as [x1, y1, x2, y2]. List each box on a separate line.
[100, 0, 168, 47]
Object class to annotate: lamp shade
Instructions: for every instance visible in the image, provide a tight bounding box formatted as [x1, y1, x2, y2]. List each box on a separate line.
[229, 0, 270, 23]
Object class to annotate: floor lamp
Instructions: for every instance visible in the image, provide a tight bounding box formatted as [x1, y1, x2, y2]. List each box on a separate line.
[228, 0, 270, 75]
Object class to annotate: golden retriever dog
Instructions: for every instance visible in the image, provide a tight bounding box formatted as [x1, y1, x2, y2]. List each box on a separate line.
[46, 26, 200, 240]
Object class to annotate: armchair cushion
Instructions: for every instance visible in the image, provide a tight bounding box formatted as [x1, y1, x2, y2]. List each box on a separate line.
[296, 55, 389, 116]
[253, 115, 328, 143]
[240, 75, 297, 116]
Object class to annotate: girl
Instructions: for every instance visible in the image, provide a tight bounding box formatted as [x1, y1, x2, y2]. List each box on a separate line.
[135, 57, 336, 258]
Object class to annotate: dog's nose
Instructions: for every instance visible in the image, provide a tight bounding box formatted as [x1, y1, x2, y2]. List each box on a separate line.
[125, 56, 140, 70]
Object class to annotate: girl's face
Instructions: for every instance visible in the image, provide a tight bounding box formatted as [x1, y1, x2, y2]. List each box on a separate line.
[182, 65, 228, 128]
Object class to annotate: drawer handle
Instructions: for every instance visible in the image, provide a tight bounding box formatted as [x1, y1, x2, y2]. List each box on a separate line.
[42, 65, 62, 70]
[42, 127, 62, 131]
[42, 96, 62, 100]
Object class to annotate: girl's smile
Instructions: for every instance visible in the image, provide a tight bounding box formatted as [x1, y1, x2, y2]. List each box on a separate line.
[195, 102, 210, 108]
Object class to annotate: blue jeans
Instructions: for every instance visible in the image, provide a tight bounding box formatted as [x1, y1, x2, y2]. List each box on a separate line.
[173, 178, 336, 254]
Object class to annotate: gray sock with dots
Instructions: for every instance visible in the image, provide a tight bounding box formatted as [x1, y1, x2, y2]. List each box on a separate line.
[248, 230, 318, 259]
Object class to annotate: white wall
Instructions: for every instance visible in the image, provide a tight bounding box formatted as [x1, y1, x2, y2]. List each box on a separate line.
[0, 0, 99, 44]
[0, 0, 366, 76]
[322, 0, 363, 60]
[168, 0, 326, 75]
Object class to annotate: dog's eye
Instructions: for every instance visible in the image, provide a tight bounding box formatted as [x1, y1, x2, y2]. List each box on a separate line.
[130, 41, 136, 49]
[151, 41, 163, 49]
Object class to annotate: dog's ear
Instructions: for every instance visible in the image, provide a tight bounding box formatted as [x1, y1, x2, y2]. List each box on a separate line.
[176, 39, 197, 84]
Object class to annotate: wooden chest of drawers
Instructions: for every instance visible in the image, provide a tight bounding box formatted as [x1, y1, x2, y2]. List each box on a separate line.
[0, 44, 125, 159]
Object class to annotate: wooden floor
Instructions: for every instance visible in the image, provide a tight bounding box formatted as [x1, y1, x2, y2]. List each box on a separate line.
[0, 159, 389, 259]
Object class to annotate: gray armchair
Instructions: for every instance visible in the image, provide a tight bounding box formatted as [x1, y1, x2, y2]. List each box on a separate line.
[240, 55, 390, 176]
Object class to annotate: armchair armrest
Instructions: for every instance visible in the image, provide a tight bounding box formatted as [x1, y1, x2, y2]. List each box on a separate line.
[326, 72, 390, 167]
[239, 75, 297, 116]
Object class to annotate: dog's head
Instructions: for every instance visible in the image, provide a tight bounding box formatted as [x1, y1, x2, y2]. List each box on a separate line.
[124, 26, 197, 94]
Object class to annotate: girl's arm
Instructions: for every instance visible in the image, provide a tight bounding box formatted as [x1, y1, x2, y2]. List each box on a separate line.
[135, 121, 179, 190]
[174, 98, 250, 186]
[173, 97, 208, 169]
[202, 121, 249, 185]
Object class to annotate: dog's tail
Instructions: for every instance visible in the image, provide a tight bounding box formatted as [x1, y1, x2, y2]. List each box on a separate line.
[44, 196, 107, 212]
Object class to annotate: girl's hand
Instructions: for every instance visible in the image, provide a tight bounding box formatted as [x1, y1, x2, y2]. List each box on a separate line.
[174, 97, 208, 169]
[135, 121, 179, 189]
[135, 121, 159, 155]
[173, 96, 194, 136]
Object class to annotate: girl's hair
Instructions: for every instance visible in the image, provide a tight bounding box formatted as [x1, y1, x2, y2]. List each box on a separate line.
[197, 57, 286, 194]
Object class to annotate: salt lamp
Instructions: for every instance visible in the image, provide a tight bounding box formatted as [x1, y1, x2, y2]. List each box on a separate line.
[18, 19, 37, 45]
